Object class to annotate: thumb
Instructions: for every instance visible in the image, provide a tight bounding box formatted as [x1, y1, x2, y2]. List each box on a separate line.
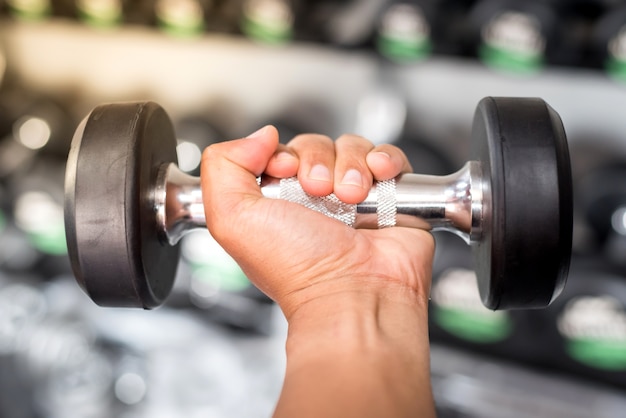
[200, 125, 279, 234]
[204, 125, 279, 177]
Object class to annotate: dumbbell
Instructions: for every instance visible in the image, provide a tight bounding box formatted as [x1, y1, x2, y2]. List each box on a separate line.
[64, 97, 573, 311]
[467, 0, 558, 73]
[374, 0, 436, 63]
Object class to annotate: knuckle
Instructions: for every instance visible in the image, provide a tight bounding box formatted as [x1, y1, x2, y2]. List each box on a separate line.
[201, 142, 223, 164]
[375, 143, 400, 153]
[335, 133, 370, 145]
[289, 133, 333, 147]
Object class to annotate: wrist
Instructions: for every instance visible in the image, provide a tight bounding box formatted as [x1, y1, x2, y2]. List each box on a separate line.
[275, 279, 435, 418]
[284, 278, 430, 359]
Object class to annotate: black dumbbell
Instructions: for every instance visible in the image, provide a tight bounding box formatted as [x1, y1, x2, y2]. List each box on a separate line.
[64, 97, 573, 311]
[467, 0, 559, 73]
[590, 4, 626, 82]
[542, 257, 626, 387]
[374, 0, 437, 63]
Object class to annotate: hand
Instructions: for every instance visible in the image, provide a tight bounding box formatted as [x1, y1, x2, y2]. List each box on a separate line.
[201, 126, 436, 418]
[201, 126, 435, 318]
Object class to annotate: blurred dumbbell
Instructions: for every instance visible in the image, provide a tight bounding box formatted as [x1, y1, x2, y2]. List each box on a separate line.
[466, 0, 558, 73]
[429, 233, 547, 366]
[6, 0, 52, 20]
[216, 0, 302, 44]
[590, 3, 626, 82]
[374, 0, 436, 63]
[153, 0, 214, 36]
[59, 0, 125, 28]
[542, 258, 626, 388]
[298, 0, 385, 48]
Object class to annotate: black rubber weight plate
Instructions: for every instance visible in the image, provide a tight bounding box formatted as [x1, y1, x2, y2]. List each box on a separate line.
[471, 97, 573, 310]
[65, 102, 180, 308]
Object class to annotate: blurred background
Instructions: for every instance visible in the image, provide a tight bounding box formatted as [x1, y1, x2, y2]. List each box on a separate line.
[0, 0, 626, 416]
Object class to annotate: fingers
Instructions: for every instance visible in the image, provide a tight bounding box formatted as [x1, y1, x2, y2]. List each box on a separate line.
[366, 144, 413, 181]
[264, 144, 299, 179]
[286, 134, 336, 197]
[333, 134, 375, 204]
[266, 132, 413, 204]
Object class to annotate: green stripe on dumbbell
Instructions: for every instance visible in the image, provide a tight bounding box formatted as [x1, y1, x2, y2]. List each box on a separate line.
[77, 0, 123, 28]
[7, 0, 51, 20]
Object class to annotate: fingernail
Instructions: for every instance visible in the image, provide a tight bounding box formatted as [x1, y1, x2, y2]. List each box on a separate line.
[246, 125, 269, 139]
[341, 168, 363, 187]
[370, 151, 391, 160]
[309, 164, 331, 182]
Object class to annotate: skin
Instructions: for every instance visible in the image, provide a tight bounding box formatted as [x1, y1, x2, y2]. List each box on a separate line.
[201, 126, 436, 418]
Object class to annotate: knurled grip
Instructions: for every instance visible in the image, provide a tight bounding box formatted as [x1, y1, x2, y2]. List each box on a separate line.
[376, 178, 397, 228]
[277, 177, 397, 228]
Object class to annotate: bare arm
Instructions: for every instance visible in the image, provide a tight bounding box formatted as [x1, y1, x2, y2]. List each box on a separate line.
[201, 126, 436, 418]
[276, 283, 435, 418]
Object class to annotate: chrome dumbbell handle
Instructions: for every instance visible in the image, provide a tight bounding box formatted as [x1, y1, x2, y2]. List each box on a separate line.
[156, 161, 485, 246]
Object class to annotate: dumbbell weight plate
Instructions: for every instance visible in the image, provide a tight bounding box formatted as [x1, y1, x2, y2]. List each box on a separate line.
[65, 102, 180, 308]
[472, 97, 572, 309]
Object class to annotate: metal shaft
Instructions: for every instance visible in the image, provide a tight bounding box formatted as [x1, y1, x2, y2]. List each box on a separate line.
[155, 161, 485, 246]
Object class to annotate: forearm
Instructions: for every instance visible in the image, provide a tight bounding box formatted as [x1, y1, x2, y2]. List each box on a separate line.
[274, 282, 435, 418]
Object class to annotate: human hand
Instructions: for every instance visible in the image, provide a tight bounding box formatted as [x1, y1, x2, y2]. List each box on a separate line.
[201, 126, 436, 417]
[201, 126, 435, 319]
